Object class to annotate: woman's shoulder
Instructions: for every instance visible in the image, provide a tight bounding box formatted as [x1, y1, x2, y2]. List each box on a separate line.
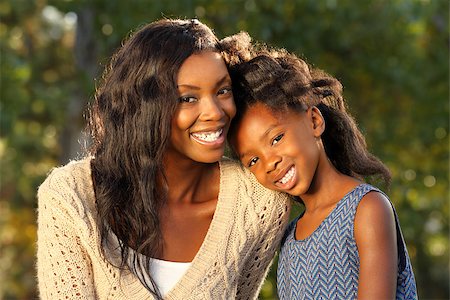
[38, 156, 96, 215]
[220, 156, 267, 195]
[40, 157, 92, 190]
[220, 156, 291, 214]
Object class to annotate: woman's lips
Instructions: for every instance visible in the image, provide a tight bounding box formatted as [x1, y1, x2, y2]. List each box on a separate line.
[191, 128, 225, 146]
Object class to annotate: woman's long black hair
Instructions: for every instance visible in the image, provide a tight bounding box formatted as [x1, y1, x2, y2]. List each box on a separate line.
[223, 34, 391, 185]
[88, 19, 220, 298]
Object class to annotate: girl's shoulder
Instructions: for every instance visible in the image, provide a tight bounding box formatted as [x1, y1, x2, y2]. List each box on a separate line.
[354, 183, 392, 215]
[341, 183, 388, 209]
[354, 184, 397, 249]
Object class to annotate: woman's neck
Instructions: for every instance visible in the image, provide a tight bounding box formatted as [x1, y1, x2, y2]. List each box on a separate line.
[163, 157, 220, 204]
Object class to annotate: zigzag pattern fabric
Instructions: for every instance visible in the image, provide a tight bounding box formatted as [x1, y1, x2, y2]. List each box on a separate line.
[277, 184, 417, 300]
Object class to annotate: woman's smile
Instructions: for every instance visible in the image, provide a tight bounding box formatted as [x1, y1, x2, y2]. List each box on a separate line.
[168, 51, 236, 163]
[191, 128, 225, 145]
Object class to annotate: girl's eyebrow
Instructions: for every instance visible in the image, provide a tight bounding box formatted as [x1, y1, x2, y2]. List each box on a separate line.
[262, 124, 277, 140]
[177, 75, 231, 90]
[238, 123, 278, 159]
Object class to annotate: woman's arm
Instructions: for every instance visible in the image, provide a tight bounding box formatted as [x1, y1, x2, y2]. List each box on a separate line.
[354, 191, 397, 299]
[236, 195, 290, 300]
[37, 174, 96, 299]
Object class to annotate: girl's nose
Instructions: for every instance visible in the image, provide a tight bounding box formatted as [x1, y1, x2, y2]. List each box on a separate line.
[265, 153, 282, 174]
[199, 97, 225, 121]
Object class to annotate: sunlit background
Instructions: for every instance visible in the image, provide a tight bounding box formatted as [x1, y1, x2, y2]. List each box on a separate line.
[0, 0, 448, 299]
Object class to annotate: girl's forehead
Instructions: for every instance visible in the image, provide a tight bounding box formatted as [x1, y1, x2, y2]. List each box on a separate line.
[245, 102, 304, 120]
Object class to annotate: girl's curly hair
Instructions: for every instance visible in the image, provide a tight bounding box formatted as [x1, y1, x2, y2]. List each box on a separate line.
[221, 33, 391, 185]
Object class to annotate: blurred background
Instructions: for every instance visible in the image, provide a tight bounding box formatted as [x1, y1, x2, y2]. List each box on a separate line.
[0, 0, 448, 299]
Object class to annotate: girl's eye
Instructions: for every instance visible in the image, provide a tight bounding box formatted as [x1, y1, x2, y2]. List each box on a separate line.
[179, 96, 197, 103]
[248, 157, 259, 167]
[272, 134, 284, 145]
[218, 87, 232, 96]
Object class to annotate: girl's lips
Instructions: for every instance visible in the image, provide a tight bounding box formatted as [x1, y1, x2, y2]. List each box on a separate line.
[275, 166, 297, 190]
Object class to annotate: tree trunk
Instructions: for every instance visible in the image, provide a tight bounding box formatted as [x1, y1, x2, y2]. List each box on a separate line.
[59, 7, 98, 163]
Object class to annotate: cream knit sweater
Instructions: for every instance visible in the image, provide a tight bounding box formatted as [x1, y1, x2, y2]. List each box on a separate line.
[37, 157, 291, 299]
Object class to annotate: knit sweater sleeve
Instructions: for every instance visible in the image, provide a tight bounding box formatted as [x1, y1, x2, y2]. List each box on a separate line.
[235, 165, 291, 300]
[37, 161, 97, 299]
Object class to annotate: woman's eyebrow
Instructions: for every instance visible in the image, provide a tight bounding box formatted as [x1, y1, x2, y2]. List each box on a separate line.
[214, 75, 232, 87]
[177, 75, 231, 90]
[177, 84, 200, 90]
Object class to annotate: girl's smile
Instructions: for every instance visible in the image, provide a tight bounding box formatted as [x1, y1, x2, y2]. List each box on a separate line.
[274, 165, 297, 189]
[231, 102, 325, 196]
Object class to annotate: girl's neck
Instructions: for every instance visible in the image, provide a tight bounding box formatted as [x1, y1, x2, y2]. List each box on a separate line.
[300, 157, 361, 212]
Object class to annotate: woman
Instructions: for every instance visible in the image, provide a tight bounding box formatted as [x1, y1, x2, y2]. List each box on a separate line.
[37, 19, 290, 299]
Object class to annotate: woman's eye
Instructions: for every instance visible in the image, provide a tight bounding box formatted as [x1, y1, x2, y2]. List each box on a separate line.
[179, 96, 197, 103]
[248, 157, 259, 167]
[272, 134, 284, 145]
[218, 87, 232, 96]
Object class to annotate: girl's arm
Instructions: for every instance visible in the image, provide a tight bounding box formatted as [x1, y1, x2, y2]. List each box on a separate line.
[354, 191, 397, 299]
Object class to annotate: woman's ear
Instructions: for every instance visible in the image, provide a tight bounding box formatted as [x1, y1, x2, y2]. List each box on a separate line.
[310, 106, 325, 137]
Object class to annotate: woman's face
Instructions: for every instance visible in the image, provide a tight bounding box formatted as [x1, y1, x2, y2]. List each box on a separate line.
[168, 51, 236, 164]
[231, 103, 324, 196]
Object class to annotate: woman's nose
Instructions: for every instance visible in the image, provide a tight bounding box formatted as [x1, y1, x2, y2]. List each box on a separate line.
[199, 97, 225, 121]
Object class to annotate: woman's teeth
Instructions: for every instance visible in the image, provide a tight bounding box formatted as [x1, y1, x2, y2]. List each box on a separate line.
[192, 129, 223, 142]
[279, 167, 295, 184]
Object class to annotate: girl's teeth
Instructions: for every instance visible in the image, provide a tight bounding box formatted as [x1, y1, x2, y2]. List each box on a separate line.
[279, 167, 294, 184]
[192, 129, 222, 142]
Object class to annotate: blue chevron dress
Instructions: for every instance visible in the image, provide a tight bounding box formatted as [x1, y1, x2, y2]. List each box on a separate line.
[277, 184, 417, 300]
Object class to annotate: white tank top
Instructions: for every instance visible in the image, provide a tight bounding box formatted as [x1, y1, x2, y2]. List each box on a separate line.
[124, 241, 192, 297]
[149, 257, 191, 296]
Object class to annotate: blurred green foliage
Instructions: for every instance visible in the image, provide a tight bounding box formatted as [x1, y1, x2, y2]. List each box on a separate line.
[0, 0, 448, 299]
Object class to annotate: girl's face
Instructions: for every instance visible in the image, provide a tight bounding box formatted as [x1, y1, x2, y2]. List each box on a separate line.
[168, 51, 236, 164]
[231, 102, 324, 196]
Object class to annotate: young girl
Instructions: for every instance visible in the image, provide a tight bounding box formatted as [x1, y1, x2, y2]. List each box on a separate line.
[227, 48, 417, 299]
[37, 20, 290, 299]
